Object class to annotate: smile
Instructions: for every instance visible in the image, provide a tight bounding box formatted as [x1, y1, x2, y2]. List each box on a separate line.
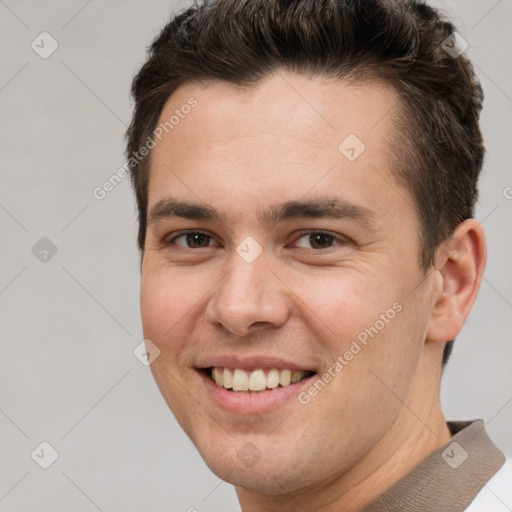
[208, 367, 316, 392]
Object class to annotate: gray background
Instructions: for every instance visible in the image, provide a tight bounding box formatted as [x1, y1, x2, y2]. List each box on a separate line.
[0, 1, 510, 511]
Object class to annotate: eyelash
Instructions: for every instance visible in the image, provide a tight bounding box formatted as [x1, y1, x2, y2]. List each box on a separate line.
[165, 229, 349, 250]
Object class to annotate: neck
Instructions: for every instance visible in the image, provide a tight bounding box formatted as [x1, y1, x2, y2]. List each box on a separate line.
[235, 344, 451, 512]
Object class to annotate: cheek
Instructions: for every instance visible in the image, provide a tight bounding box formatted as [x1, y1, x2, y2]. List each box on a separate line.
[140, 267, 209, 431]
[289, 267, 421, 402]
[140, 266, 202, 354]
[287, 267, 388, 346]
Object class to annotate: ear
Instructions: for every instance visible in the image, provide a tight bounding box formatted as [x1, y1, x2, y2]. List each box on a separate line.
[426, 219, 487, 343]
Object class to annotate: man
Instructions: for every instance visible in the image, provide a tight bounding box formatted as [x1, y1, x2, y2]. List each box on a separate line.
[126, 0, 511, 510]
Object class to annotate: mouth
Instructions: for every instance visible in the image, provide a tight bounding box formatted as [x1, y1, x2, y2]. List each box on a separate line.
[196, 356, 319, 413]
[203, 367, 316, 393]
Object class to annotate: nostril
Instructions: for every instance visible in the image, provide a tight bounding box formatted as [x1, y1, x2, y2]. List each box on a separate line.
[249, 321, 273, 330]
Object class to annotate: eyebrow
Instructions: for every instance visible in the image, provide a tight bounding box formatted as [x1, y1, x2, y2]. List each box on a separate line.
[147, 196, 377, 230]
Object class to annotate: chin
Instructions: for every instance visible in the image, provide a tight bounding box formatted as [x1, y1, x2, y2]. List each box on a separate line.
[191, 432, 325, 496]
[207, 457, 306, 495]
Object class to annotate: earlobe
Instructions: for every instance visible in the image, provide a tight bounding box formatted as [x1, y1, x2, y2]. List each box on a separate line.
[426, 219, 487, 343]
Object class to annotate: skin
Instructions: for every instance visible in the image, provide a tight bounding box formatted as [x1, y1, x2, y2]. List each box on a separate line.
[140, 71, 486, 511]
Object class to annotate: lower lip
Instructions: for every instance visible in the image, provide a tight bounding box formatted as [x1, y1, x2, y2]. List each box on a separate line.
[198, 370, 315, 414]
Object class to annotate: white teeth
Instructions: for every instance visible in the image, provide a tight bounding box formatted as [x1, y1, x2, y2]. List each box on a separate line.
[279, 369, 292, 386]
[248, 369, 267, 391]
[266, 369, 280, 388]
[223, 368, 232, 389]
[232, 369, 249, 391]
[210, 367, 310, 391]
[213, 367, 223, 387]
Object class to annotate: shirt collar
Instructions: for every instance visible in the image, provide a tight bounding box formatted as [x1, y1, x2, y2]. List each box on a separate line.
[361, 420, 505, 512]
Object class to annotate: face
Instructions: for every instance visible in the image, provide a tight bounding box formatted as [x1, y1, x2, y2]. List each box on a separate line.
[140, 72, 439, 494]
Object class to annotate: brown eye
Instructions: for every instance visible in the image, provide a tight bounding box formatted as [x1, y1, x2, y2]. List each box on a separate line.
[309, 233, 334, 249]
[295, 232, 339, 249]
[173, 232, 214, 248]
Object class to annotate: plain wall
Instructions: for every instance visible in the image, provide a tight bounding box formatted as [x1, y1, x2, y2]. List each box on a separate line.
[1, 1, 511, 511]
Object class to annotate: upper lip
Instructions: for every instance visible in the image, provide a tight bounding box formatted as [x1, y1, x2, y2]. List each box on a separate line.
[196, 355, 317, 372]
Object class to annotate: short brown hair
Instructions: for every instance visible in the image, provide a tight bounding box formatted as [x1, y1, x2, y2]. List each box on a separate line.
[126, 0, 485, 364]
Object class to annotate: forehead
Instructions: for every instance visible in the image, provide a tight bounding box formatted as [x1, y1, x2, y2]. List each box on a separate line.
[147, 71, 413, 232]
[155, 72, 400, 157]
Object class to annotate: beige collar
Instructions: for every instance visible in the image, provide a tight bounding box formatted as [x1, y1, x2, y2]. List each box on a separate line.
[361, 420, 505, 512]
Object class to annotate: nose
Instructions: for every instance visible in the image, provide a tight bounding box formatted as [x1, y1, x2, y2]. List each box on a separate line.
[205, 255, 290, 337]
